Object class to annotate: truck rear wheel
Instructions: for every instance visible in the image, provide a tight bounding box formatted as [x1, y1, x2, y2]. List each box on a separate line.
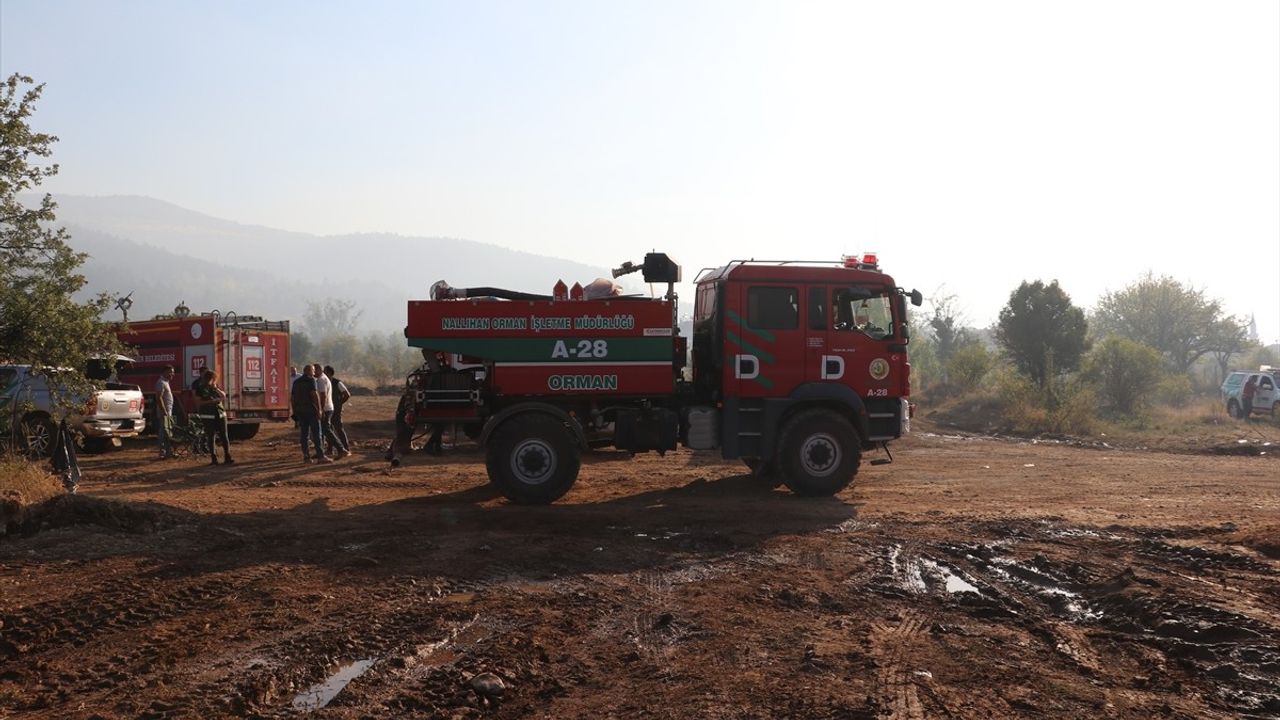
[776, 409, 860, 497]
[486, 414, 581, 505]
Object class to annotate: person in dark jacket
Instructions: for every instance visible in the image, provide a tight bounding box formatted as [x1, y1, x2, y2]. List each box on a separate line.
[291, 365, 331, 463]
[1242, 375, 1258, 419]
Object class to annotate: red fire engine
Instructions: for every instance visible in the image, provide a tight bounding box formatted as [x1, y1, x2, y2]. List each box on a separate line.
[116, 310, 292, 439]
[396, 252, 922, 504]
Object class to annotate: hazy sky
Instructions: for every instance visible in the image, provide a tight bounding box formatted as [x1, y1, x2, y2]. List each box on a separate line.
[3, 1, 1278, 341]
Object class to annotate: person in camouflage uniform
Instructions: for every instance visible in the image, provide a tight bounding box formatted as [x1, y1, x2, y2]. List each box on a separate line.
[197, 369, 234, 466]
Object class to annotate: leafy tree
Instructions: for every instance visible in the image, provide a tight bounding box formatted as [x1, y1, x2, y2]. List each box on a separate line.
[357, 330, 420, 388]
[1082, 336, 1162, 417]
[1093, 274, 1248, 374]
[927, 291, 973, 367]
[905, 315, 940, 394]
[302, 298, 362, 338]
[1206, 316, 1253, 384]
[996, 280, 1089, 387]
[290, 331, 314, 365]
[0, 74, 122, 386]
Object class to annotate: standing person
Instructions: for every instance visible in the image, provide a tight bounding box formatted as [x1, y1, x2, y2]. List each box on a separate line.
[1242, 375, 1258, 419]
[155, 365, 176, 459]
[197, 369, 234, 465]
[324, 365, 353, 457]
[292, 365, 331, 463]
[288, 365, 301, 427]
[314, 363, 348, 458]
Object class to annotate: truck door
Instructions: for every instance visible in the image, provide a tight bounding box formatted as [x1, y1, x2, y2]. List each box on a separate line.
[221, 329, 241, 414]
[730, 284, 806, 399]
[829, 287, 900, 438]
[806, 286, 840, 383]
[1257, 374, 1277, 413]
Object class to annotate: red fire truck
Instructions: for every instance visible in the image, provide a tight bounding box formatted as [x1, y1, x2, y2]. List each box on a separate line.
[396, 252, 922, 504]
[116, 311, 292, 440]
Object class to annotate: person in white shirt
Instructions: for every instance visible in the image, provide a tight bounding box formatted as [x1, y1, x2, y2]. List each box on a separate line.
[313, 363, 349, 457]
[155, 366, 176, 459]
[323, 365, 353, 456]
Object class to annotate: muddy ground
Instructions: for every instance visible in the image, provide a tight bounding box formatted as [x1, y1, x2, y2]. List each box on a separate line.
[2, 397, 1278, 719]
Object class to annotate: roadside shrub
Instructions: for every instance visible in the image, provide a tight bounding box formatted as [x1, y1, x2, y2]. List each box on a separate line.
[1155, 373, 1194, 408]
[1046, 380, 1097, 435]
[983, 366, 1097, 436]
[989, 366, 1044, 430]
[1082, 336, 1162, 418]
[947, 343, 994, 394]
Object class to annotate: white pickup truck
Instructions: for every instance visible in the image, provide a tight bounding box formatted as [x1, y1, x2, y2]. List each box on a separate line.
[0, 359, 146, 457]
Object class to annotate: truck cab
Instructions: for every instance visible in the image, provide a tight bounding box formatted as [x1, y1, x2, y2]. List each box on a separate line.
[687, 255, 921, 491]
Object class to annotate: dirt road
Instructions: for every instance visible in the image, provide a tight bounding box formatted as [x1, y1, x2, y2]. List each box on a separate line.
[2, 398, 1278, 719]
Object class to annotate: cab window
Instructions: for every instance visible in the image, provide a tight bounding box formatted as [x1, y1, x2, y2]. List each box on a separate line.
[833, 289, 894, 340]
[808, 287, 827, 330]
[694, 285, 713, 321]
[747, 287, 798, 329]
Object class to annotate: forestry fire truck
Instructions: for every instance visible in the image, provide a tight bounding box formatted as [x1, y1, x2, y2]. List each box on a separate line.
[396, 252, 923, 504]
[115, 309, 292, 440]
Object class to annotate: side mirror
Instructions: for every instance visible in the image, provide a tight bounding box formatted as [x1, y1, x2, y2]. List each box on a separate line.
[910, 289, 923, 307]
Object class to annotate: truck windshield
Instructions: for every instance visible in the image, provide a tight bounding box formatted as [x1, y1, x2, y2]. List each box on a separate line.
[833, 290, 894, 340]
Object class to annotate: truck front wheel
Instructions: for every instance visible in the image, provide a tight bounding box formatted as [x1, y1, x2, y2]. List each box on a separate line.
[776, 410, 860, 497]
[486, 414, 581, 505]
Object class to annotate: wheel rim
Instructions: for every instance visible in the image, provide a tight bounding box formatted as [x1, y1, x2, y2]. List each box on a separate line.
[510, 438, 556, 485]
[800, 432, 841, 477]
[26, 422, 52, 456]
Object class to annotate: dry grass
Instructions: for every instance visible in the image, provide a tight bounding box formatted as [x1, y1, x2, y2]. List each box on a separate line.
[1, 456, 65, 530]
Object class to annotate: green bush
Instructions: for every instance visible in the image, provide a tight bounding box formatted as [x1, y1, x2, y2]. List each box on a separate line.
[1082, 336, 1162, 418]
[1155, 373, 1193, 408]
[982, 366, 1096, 435]
[1047, 380, 1097, 435]
[947, 343, 994, 394]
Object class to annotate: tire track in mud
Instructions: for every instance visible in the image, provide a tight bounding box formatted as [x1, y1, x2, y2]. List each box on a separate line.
[213, 575, 499, 717]
[0, 564, 283, 660]
[868, 610, 932, 720]
[0, 564, 293, 717]
[862, 519, 1280, 718]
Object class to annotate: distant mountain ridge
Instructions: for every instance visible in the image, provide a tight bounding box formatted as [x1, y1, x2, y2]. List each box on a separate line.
[42, 195, 616, 334]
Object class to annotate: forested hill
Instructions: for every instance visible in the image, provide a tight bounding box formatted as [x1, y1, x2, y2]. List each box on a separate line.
[45, 194, 615, 333]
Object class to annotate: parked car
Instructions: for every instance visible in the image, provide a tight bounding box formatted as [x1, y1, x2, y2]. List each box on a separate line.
[0, 360, 146, 457]
[1220, 370, 1279, 419]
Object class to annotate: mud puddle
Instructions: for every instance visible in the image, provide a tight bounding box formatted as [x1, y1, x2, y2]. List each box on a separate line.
[291, 658, 377, 711]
